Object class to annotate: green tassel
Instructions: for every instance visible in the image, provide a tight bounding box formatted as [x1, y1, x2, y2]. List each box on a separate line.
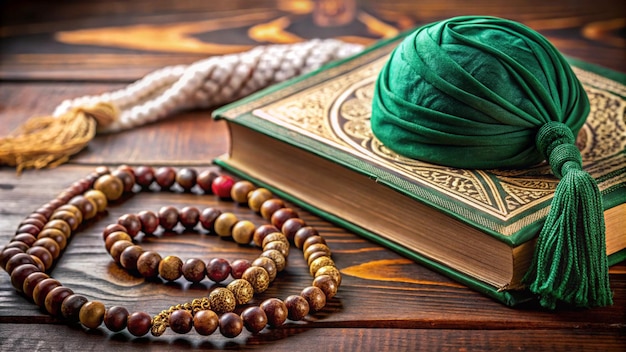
[524, 122, 612, 309]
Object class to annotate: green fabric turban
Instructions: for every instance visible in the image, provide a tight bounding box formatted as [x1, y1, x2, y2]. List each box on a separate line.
[371, 16, 611, 309]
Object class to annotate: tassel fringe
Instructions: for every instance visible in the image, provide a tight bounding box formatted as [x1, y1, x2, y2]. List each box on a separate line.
[0, 102, 117, 174]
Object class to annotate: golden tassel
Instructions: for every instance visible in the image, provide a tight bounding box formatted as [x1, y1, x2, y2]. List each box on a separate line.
[0, 102, 117, 174]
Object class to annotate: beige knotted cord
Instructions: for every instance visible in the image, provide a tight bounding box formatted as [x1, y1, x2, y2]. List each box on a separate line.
[0, 39, 364, 174]
[0, 103, 117, 174]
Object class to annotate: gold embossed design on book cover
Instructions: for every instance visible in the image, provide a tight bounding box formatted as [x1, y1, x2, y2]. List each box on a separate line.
[250, 55, 626, 237]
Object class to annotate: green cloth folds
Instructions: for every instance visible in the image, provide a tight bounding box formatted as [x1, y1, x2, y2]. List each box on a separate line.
[371, 16, 612, 309]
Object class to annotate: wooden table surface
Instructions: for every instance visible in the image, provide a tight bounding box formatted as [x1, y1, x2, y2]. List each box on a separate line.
[1, 1, 624, 351]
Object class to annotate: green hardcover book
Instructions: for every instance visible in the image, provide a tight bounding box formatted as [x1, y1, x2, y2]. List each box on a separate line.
[212, 35, 626, 306]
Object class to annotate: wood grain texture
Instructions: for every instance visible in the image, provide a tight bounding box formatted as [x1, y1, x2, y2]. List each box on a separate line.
[1, 0, 625, 351]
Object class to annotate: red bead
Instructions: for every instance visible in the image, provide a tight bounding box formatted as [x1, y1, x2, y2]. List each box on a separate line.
[281, 218, 305, 242]
[133, 166, 155, 188]
[19, 217, 45, 230]
[68, 195, 97, 220]
[158, 206, 179, 231]
[211, 175, 235, 198]
[117, 214, 142, 238]
[127, 311, 152, 336]
[5, 252, 36, 274]
[169, 309, 193, 334]
[271, 208, 298, 230]
[241, 306, 267, 333]
[137, 210, 159, 234]
[206, 258, 231, 282]
[219, 312, 243, 338]
[230, 259, 251, 279]
[5, 241, 29, 252]
[155, 167, 176, 189]
[176, 168, 197, 192]
[13, 233, 38, 247]
[104, 306, 129, 332]
[196, 170, 218, 193]
[179, 206, 200, 229]
[26, 246, 54, 271]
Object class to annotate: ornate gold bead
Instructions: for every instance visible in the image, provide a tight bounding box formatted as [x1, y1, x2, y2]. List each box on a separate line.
[208, 287, 236, 314]
[242, 266, 270, 293]
[309, 256, 335, 276]
[315, 265, 342, 286]
[261, 249, 286, 272]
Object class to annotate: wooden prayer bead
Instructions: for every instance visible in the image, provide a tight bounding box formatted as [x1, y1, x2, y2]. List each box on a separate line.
[309, 256, 335, 276]
[260, 249, 286, 272]
[158, 206, 179, 231]
[117, 214, 142, 238]
[284, 295, 309, 321]
[84, 189, 108, 213]
[16, 223, 40, 236]
[44, 286, 74, 316]
[270, 208, 298, 230]
[10, 263, 41, 292]
[176, 168, 198, 192]
[214, 212, 238, 237]
[109, 240, 133, 264]
[13, 233, 37, 247]
[264, 240, 290, 258]
[43, 219, 72, 239]
[281, 218, 305, 241]
[182, 258, 206, 283]
[260, 298, 287, 327]
[158, 255, 183, 281]
[226, 279, 254, 305]
[133, 166, 155, 188]
[259, 198, 285, 220]
[93, 174, 124, 201]
[0, 247, 24, 271]
[111, 168, 136, 193]
[155, 167, 177, 189]
[79, 301, 106, 329]
[102, 224, 127, 240]
[169, 309, 193, 334]
[33, 278, 62, 308]
[104, 306, 129, 332]
[206, 258, 231, 282]
[49, 210, 79, 232]
[19, 218, 45, 230]
[261, 232, 289, 248]
[232, 220, 255, 244]
[61, 294, 88, 322]
[127, 311, 152, 337]
[120, 245, 144, 271]
[230, 259, 251, 279]
[69, 195, 98, 220]
[196, 170, 218, 193]
[54, 204, 83, 227]
[241, 306, 267, 333]
[104, 231, 132, 252]
[179, 206, 200, 229]
[315, 265, 342, 286]
[208, 287, 236, 314]
[247, 188, 273, 212]
[301, 286, 326, 312]
[252, 224, 280, 247]
[29, 255, 46, 272]
[252, 257, 277, 282]
[242, 266, 270, 294]
[32, 238, 61, 260]
[5, 252, 37, 275]
[23, 272, 50, 299]
[307, 251, 329, 266]
[37, 228, 68, 251]
[303, 235, 327, 252]
[5, 241, 29, 252]
[193, 310, 219, 336]
[313, 275, 338, 299]
[199, 207, 221, 232]
[230, 180, 255, 203]
[136, 251, 162, 278]
[219, 312, 243, 338]
[137, 210, 159, 234]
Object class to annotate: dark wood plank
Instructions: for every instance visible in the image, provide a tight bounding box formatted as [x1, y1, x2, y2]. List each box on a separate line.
[1, 324, 625, 352]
